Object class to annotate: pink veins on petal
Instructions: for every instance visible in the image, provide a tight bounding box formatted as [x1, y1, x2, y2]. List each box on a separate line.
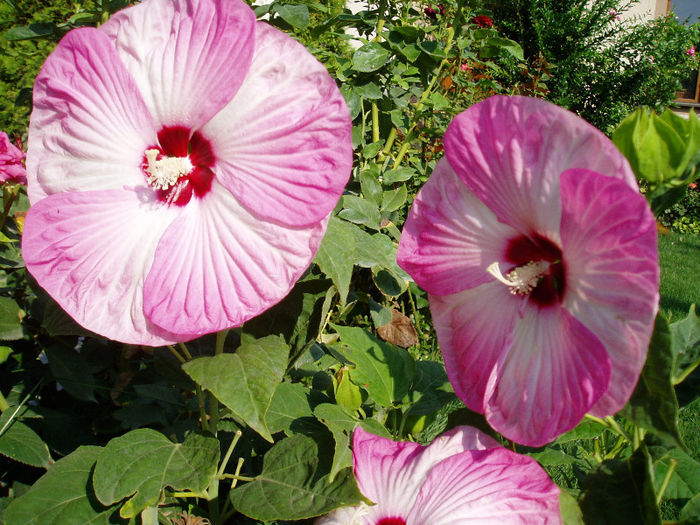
[21, 0, 352, 346]
[315, 427, 562, 525]
[397, 95, 659, 446]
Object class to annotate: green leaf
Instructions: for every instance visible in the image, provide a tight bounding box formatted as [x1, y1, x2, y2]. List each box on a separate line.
[481, 37, 524, 60]
[362, 141, 384, 159]
[579, 445, 662, 525]
[670, 304, 700, 383]
[352, 42, 391, 72]
[230, 434, 365, 520]
[4, 446, 124, 525]
[555, 418, 608, 444]
[360, 169, 383, 206]
[354, 81, 383, 100]
[0, 345, 13, 364]
[381, 184, 407, 212]
[383, 167, 416, 184]
[93, 430, 219, 518]
[0, 410, 51, 468]
[681, 494, 700, 522]
[313, 403, 354, 480]
[44, 344, 96, 402]
[313, 216, 356, 304]
[273, 3, 310, 28]
[647, 437, 700, 499]
[41, 296, 95, 337]
[331, 324, 415, 407]
[406, 360, 455, 416]
[266, 382, 326, 436]
[560, 492, 584, 525]
[351, 227, 397, 269]
[182, 335, 290, 441]
[338, 195, 381, 229]
[336, 368, 363, 411]
[621, 313, 684, 448]
[372, 267, 408, 297]
[528, 448, 578, 466]
[0, 296, 22, 340]
[2, 23, 54, 40]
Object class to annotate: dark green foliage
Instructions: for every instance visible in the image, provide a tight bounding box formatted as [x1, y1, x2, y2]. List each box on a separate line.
[490, 0, 700, 132]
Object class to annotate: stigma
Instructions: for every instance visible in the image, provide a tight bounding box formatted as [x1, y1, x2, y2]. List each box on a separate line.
[487, 260, 549, 296]
[144, 148, 193, 191]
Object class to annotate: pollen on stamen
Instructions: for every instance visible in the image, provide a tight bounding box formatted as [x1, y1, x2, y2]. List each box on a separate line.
[487, 260, 549, 296]
[144, 148, 193, 191]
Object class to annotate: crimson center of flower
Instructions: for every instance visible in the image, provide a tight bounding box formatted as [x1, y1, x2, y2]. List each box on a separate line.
[488, 234, 566, 308]
[142, 126, 215, 206]
[376, 518, 407, 525]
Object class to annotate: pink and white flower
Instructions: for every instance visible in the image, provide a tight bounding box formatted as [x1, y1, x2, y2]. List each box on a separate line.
[21, 0, 352, 345]
[317, 426, 561, 525]
[397, 96, 659, 446]
[0, 132, 26, 184]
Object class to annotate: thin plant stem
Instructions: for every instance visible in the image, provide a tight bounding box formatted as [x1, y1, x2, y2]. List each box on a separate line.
[209, 330, 230, 434]
[217, 430, 242, 478]
[196, 384, 210, 434]
[220, 457, 246, 522]
[0, 381, 42, 437]
[166, 345, 186, 364]
[178, 342, 193, 361]
[656, 459, 678, 505]
[673, 355, 700, 385]
[218, 473, 256, 482]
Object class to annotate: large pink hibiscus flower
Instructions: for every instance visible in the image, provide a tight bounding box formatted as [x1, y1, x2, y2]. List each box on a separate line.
[397, 96, 659, 446]
[22, 0, 352, 346]
[317, 426, 561, 525]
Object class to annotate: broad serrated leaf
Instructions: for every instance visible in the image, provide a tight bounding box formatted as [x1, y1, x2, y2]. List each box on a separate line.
[0, 410, 51, 468]
[266, 382, 326, 436]
[183, 336, 289, 441]
[273, 3, 310, 28]
[0, 296, 22, 340]
[351, 227, 397, 269]
[406, 360, 455, 416]
[313, 217, 356, 304]
[331, 324, 415, 407]
[4, 446, 123, 524]
[381, 184, 407, 212]
[681, 494, 700, 522]
[621, 313, 683, 448]
[579, 446, 661, 525]
[352, 42, 391, 72]
[671, 304, 700, 382]
[555, 418, 608, 444]
[230, 434, 364, 520]
[93, 429, 219, 518]
[383, 167, 416, 184]
[44, 344, 97, 402]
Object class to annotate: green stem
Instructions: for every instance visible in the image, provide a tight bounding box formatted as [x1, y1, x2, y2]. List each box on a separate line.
[169, 491, 207, 499]
[218, 473, 256, 482]
[217, 430, 242, 478]
[179, 342, 193, 361]
[166, 345, 186, 364]
[673, 355, 700, 385]
[371, 102, 380, 145]
[656, 459, 678, 505]
[0, 381, 41, 437]
[208, 330, 230, 434]
[196, 384, 210, 433]
[219, 457, 246, 522]
[381, 127, 397, 157]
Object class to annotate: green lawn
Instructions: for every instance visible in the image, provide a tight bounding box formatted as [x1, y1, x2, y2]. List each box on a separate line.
[658, 231, 700, 321]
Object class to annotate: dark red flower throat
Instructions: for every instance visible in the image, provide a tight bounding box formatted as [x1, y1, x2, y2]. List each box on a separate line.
[506, 233, 566, 307]
[377, 518, 407, 525]
[142, 125, 215, 206]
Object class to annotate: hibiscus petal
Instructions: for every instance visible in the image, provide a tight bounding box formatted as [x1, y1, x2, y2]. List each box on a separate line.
[443, 96, 636, 239]
[351, 427, 423, 521]
[484, 306, 611, 446]
[397, 158, 519, 295]
[143, 181, 326, 336]
[431, 282, 521, 412]
[201, 22, 352, 227]
[21, 189, 182, 346]
[101, 0, 256, 130]
[558, 169, 659, 416]
[409, 448, 561, 525]
[27, 27, 155, 203]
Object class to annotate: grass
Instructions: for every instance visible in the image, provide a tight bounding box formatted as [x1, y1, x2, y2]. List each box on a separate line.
[658, 231, 700, 321]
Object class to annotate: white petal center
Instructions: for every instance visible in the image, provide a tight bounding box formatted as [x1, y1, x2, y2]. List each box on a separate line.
[486, 260, 549, 295]
[145, 148, 193, 190]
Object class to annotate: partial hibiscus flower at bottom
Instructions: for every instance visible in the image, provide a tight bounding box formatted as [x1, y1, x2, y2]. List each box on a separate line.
[0, 131, 26, 185]
[316, 426, 561, 525]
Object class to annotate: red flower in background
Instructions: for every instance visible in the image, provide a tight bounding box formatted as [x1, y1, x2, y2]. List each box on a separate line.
[472, 15, 493, 28]
[424, 4, 444, 19]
